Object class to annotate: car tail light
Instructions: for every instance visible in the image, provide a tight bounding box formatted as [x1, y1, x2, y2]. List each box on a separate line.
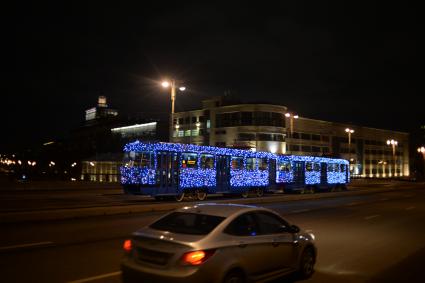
[123, 239, 133, 253]
[181, 250, 215, 265]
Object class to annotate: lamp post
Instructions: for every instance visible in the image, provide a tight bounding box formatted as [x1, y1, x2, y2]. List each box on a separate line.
[345, 128, 354, 172]
[161, 79, 186, 142]
[285, 113, 298, 154]
[387, 139, 398, 177]
[418, 146, 425, 177]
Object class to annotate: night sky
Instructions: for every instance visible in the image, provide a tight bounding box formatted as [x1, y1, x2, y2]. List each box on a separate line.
[9, 2, 424, 152]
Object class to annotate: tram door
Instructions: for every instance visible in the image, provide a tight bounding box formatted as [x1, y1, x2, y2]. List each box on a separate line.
[293, 161, 305, 186]
[156, 152, 179, 194]
[269, 159, 276, 187]
[216, 155, 230, 192]
[320, 163, 328, 185]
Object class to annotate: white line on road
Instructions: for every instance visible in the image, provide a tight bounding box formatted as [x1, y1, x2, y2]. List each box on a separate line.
[0, 241, 54, 251]
[68, 271, 122, 283]
[364, 214, 380, 220]
[405, 206, 416, 210]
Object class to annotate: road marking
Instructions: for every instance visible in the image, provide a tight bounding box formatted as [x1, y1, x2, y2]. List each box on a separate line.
[68, 271, 122, 283]
[405, 206, 415, 210]
[290, 209, 310, 214]
[0, 241, 54, 252]
[364, 214, 380, 220]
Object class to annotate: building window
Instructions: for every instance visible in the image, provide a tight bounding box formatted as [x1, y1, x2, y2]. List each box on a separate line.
[178, 130, 184, 137]
[301, 145, 311, 152]
[215, 142, 226, 147]
[301, 133, 311, 140]
[184, 130, 191, 137]
[312, 134, 320, 141]
[238, 133, 255, 141]
[312, 146, 321, 153]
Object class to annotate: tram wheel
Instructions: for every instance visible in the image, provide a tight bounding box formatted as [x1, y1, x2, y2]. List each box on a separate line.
[196, 190, 207, 201]
[175, 191, 185, 202]
[241, 190, 249, 198]
[255, 188, 264, 197]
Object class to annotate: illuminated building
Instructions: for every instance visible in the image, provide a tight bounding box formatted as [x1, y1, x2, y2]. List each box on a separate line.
[171, 96, 410, 178]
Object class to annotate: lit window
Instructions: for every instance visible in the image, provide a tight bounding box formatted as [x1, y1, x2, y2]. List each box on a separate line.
[182, 153, 197, 169]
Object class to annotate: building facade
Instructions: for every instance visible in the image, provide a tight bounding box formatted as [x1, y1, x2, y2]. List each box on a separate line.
[171, 96, 410, 178]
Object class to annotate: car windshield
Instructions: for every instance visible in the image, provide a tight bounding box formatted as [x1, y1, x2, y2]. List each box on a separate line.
[150, 212, 225, 235]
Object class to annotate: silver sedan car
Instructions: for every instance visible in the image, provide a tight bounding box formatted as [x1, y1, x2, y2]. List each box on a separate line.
[121, 203, 316, 283]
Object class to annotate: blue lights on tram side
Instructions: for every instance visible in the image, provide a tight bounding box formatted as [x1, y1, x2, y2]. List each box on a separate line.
[120, 141, 349, 198]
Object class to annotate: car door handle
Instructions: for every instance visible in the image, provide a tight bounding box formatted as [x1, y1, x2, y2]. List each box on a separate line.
[238, 242, 247, 248]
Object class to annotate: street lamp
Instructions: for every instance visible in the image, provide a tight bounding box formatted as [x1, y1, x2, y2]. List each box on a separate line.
[418, 146, 425, 176]
[161, 79, 186, 141]
[285, 113, 298, 154]
[345, 128, 355, 172]
[387, 139, 398, 177]
[285, 112, 298, 138]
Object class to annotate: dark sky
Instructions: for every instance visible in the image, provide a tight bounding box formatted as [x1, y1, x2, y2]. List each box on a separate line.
[9, 2, 424, 152]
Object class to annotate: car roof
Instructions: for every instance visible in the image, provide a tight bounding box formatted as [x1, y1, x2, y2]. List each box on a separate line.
[174, 203, 266, 218]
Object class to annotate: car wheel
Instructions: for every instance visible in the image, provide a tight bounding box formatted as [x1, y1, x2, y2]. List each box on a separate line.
[196, 189, 207, 201]
[223, 270, 245, 283]
[298, 247, 315, 279]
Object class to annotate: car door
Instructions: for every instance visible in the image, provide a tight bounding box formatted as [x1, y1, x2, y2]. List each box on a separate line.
[223, 212, 277, 277]
[253, 211, 297, 271]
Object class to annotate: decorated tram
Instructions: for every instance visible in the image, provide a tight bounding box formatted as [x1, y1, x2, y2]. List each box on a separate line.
[120, 141, 349, 201]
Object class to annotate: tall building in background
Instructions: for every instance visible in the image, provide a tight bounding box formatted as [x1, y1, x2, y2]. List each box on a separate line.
[85, 96, 118, 123]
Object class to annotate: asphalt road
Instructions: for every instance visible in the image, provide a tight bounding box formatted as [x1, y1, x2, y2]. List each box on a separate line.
[1, 184, 424, 283]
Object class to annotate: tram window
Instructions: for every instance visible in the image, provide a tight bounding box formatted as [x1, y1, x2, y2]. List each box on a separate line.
[314, 163, 320, 172]
[306, 162, 313, 172]
[140, 152, 154, 168]
[334, 164, 340, 172]
[200, 154, 214, 169]
[182, 153, 198, 169]
[340, 164, 346, 172]
[231, 157, 244, 170]
[258, 158, 268, 170]
[246, 158, 256, 171]
[327, 164, 334, 172]
[278, 161, 291, 172]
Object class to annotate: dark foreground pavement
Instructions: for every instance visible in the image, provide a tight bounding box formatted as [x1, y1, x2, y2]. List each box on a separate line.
[1, 185, 424, 283]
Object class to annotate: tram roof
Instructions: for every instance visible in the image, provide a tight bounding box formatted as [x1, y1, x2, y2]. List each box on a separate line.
[123, 141, 348, 164]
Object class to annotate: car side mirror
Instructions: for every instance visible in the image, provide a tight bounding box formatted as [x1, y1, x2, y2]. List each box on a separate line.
[289, 225, 300, 233]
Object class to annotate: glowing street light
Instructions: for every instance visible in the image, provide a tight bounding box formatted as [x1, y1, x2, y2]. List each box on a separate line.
[161, 79, 186, 141]
[285, 112, 299, 139]
[345, 128, 355, 171]
[387, 139, 398, 177]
